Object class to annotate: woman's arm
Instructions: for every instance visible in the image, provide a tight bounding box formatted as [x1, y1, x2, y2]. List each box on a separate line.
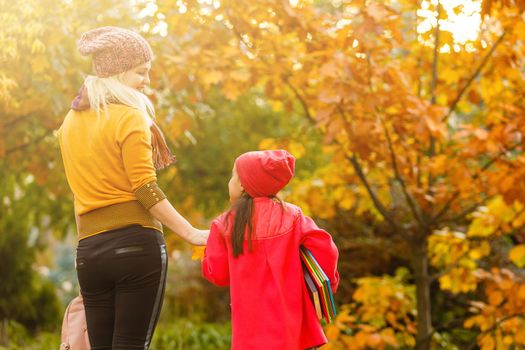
[149, 199, 209, 245]
[118, 110, 208, 245]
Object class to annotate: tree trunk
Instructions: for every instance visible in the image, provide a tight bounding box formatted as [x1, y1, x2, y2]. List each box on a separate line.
[413, 236, 432, 350]
[0, 318, 8, 346]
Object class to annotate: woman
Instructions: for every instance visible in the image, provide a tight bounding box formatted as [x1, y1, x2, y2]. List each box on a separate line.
[57, 26, 208, 349]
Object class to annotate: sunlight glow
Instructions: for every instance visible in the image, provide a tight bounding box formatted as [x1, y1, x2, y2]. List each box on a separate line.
[135, 0, 483, 47]
[177, 0, 187, 14]
[418, 0, 481, 45]
[135, 0, 158, 18]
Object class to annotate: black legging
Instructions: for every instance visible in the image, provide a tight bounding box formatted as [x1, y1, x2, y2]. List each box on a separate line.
[76, 225, 168, 350]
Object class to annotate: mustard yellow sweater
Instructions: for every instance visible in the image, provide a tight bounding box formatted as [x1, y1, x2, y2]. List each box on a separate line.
[58, 104, 165, 239]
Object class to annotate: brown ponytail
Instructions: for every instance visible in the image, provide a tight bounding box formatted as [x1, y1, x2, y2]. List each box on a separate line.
[226, 194, 286, 258]
[227, 192, 254, 258]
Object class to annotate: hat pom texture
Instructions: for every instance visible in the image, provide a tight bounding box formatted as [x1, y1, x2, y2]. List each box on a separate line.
[77, 26, 153, 77]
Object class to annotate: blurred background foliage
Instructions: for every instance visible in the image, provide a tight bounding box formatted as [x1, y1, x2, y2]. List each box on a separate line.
[1, 0, 525, 349]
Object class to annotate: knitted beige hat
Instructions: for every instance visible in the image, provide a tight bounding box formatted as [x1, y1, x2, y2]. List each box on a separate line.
[77, 26, 153, 78]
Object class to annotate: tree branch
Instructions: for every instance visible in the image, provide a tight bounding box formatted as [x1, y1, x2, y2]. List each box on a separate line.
[2, 115, 32, 129]
[430, 217, 523, 284]
[427, 316, 469, 340]
[427, 1, 441, 199]
[348, 153, 405, 236]
[415, 0, 422, 98]
[429, 235, 492, 282]
[284, 77, 314, 122]
[382, 117, 425, 227]
[442, 30, 507, 122]
[430, 2, 441, 105]
[432, 141, 520, 222]
[432, 192, 461, 223]
[466, 314, 525, 350]
[5, 131, 52, 156]
[444, 201, 485, 224]
[226, 15, 314, 125]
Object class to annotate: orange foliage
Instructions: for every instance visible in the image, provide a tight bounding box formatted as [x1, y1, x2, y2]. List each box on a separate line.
[149, 0, 525, 347]
[465, 269, 525, 350]
[322, 270, 416, 350]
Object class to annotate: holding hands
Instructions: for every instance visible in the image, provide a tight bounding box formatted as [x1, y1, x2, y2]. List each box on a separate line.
[189, 228, 209, 246]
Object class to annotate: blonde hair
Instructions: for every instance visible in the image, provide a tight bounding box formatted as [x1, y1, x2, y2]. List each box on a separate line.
[83, 74, 154, 126]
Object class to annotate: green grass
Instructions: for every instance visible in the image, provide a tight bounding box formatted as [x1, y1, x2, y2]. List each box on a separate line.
[0, 318, 231, 350]
[151, 319, 231, 350]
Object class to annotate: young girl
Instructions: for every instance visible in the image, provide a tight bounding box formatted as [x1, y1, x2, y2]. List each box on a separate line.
[58, 26, 208, 349]
[202, 150, 339, 350]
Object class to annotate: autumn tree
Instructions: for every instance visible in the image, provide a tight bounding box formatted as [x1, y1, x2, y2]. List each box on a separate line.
[3, 0, 525, 348]
[148, 0, 525, 348]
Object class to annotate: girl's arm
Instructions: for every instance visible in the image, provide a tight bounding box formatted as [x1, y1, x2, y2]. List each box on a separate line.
[149, 199, 208, 245]
[202, 220, 230, 286]
[298, 212, 340, 293]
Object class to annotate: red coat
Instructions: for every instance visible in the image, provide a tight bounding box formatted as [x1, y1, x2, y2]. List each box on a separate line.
[202, 197, 340, 350]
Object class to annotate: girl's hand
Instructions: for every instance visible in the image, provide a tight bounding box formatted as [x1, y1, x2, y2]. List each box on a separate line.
[190, 228, 209, 246]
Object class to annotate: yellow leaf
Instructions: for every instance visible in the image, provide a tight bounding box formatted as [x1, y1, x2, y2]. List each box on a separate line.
[503, 335, 513, 346]
[509, 245, 525, 268]
[366, 333, 382, 347]
[488, 290, 503, 306]
[202, 70, 223, 87]
[230, 70, 251, 82]
[366, 3, 390, 21]
[518, 285, 525, 300]
[269, 100, 283, 112]
[288, 141, 306, 159]
[439, 274, 452, 290]
[429, 155, 448, 175]
[380, 328, 399, 347]
[514, 21, 525, 40]
[480, 334, 495, 350]
[441, 65, 461, 85]
[222, 81, 242, 101]
[31, 38, 46, 54]
[467, 216, 496, 238]
[488, 196, 515, 223]
[465, 315, 482, 329]
[339, 194, 355, 210]
[319, 61, 339, 78]
[386, 312, 397, 327]
[469, 242, 491, 260]
[325, 324, 340, 340]
[516, 327, 525, 342]
[320, 343, 333, 350]
[29, 56, 49, 74]
[259, 138, 278, 150]
[192, 246, 206, 261]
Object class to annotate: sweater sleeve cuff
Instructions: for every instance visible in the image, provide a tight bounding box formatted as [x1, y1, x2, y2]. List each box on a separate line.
[134, 181, 167, 210]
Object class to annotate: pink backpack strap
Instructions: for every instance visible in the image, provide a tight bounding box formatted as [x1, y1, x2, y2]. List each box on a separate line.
[60, 297, 75, 349]
[60, 295, 89, 350]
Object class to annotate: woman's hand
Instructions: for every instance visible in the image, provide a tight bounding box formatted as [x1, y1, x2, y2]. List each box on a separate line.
[149, 199, 209, 245]
[189, 228, 209, 246]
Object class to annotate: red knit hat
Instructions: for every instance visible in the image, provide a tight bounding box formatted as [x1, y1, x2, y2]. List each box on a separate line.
[235, 150, 295, 198]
